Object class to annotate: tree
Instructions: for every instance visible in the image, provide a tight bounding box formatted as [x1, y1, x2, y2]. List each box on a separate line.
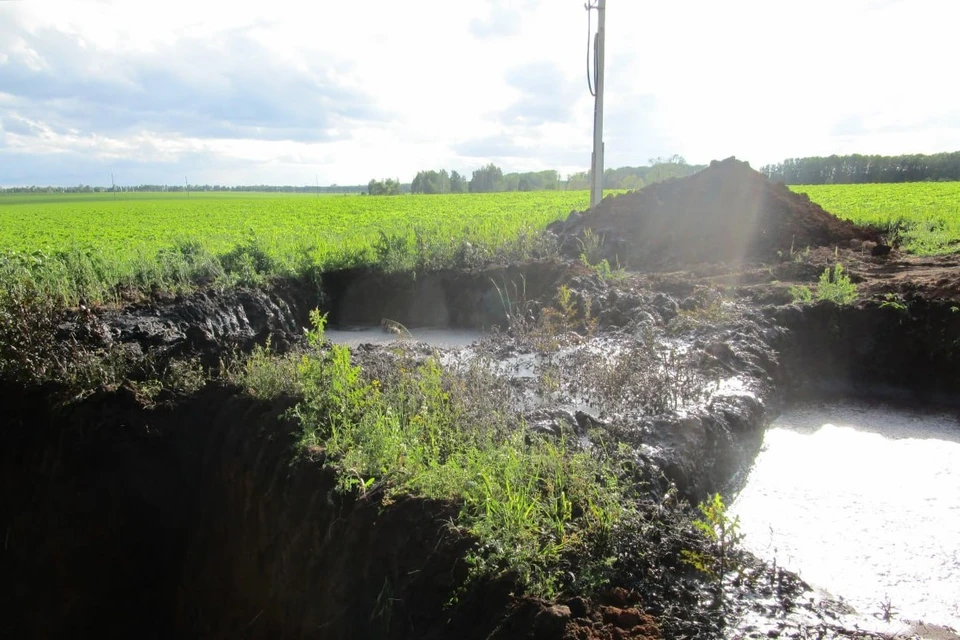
[469, 163, 504, 193]
[368, 178, 402, 196]
[449, 170, 467, 193]
[501, 172, 520, 192]
[566, 171, 590, 190]
[411, 169, 452, 194]
[646, 155, 698, 184]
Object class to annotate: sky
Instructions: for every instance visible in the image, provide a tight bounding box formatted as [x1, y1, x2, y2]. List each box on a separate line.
[1, 0, 958, 187]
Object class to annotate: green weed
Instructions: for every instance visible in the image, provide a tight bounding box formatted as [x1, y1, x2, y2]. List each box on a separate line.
[816, 263, 858, 305]
[231, 336, 302, 399]
[788, 284, 813, 304]
[289, 310, 624, 597]
[681, 493, 744, 606]
[879, 293, 909, 313]
[578, 229, 627, 282]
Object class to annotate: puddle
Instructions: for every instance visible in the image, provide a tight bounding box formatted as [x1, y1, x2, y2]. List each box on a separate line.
[730, 401, 960, 630]
[325, 326, 484, 349]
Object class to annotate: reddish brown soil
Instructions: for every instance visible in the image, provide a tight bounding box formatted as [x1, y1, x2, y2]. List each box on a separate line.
[511, 589, 660, 640]
[848, 251, 960, 299]
[638, 246, 960, 303]
[561, 157, 870, 268]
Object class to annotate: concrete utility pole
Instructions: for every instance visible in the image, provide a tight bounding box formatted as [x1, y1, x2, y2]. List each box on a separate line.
[587, 0, 606, 208]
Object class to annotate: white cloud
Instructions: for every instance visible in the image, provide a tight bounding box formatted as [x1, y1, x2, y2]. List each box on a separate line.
[1, 0, 958, 186]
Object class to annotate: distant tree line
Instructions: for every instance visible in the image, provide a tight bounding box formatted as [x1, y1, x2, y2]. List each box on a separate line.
[406, 156, 703, 195]
[0, 184, 366, 194]
[566, 156, 704, 191]
[410, 169, 468, 194]
[761, 152, 960, 184]
[1, 156, 705, 195]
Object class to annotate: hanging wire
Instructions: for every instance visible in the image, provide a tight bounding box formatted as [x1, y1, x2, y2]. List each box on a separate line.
[585, 2, 597, 97]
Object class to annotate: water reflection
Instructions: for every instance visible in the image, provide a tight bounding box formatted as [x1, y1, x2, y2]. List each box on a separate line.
[325, 326, 484, 349]
[730, 401, 960, 628]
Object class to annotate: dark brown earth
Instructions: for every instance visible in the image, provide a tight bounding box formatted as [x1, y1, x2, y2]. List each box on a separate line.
[550, 157, 873, 268]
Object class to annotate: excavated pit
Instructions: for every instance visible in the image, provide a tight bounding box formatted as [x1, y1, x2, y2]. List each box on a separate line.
[5, 279, 958, 639]
[3, 162, 959, 639]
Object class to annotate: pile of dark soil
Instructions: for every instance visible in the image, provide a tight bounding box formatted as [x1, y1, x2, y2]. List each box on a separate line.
[550, 157, 868, 268]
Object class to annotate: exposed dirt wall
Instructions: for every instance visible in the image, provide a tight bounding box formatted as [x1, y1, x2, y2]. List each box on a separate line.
[0, 385, 196, 638]
[774, 300, 960, 404]
[321, 261, 573, 329]
[0, 386, 538, 639]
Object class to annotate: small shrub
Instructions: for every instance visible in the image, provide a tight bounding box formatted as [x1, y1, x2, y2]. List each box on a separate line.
[230, 338, 302, 399]
[671, 287, 733, 331]
[681, 493, 744, 606]
[577, 330, 712, 416]
[536, 285, 598, 350]
[587, 257, 627, 282]
[878, 595, 898, 623]
[816, 263, 858, 305]
[164, 357, 207, 394]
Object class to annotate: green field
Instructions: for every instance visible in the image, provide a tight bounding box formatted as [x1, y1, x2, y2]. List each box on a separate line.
[2, 182, 958, 306]
[0, 191, 590, 304]
[790, 182, 960, 255]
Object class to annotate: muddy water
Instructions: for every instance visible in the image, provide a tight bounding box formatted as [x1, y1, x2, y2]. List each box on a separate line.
[731, 402, 960, 629]
[325, 326, 484, 349]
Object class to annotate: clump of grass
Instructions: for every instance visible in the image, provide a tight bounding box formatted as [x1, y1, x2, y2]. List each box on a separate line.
[220, 232, 282, 287]
[0, 276, 143, 389]
[899, 219, 957, 256]
[493, 279, 594, 351]
[788, 284, 813, 304]
[879, 292, 909, 313]
[790, 182, 960, 256]
[131, 356, 208, 406]
[578, 228, 627, 282]
[289, 310, 624, 597]
[538, 284, 598, 345]
[670, 286, 734, 333]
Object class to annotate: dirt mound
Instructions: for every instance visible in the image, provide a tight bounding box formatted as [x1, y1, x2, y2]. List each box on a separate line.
[551, 157, 866, 268]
